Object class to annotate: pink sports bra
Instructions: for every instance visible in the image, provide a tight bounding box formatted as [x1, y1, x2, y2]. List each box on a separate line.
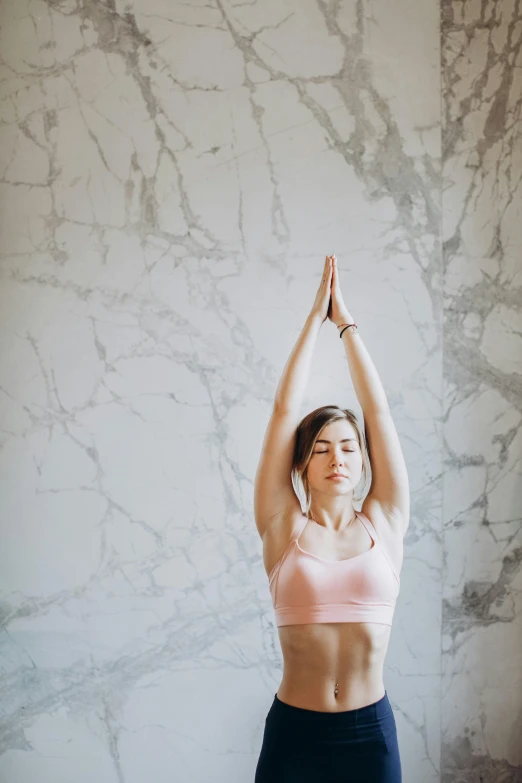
[268, 510, 401, 627]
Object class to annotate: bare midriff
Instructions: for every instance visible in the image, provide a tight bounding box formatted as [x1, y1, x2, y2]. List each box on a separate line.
[276, 621, 391, 712]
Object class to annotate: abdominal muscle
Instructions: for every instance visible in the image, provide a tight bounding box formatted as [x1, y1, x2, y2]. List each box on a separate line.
[276, 621, 391, 712]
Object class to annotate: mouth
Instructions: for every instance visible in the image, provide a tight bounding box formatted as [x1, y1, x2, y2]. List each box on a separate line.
[327, 474, 347, 479]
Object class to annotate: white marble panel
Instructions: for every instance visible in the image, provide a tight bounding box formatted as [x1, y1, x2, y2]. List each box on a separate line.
[441, 0, 522, 780]
[5, 0, 517, 781]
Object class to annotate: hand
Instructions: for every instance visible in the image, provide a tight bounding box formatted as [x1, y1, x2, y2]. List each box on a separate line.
[328, 255, 350, 327]
[310, 255, 333, 323]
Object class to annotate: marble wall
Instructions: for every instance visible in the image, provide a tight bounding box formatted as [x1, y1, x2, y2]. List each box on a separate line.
[0, 1, 519, 782]
[441, 1, 522, 781]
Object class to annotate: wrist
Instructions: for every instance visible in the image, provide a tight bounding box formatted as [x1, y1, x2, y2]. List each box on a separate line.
[308, 310, 325, 326]
[335, 314, 352, 328]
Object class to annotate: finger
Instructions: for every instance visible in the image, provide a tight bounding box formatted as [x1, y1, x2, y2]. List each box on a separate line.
[322, 257, 331, 284]
[326, 260, 333, 284]
[326, 261, 333, 286]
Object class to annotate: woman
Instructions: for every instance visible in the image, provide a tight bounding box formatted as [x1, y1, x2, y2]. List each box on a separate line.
[253, 255, 409, 782]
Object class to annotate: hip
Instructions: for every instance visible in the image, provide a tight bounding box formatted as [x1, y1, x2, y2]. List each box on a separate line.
[255, 690, 402, 782]
[267, 689, 397, 741]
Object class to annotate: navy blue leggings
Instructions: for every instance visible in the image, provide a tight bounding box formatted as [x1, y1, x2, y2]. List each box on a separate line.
[255, 690, 402, 783]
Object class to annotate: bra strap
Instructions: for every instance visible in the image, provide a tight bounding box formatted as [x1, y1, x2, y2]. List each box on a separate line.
[356, 510, 376, 544]
[292, 513, 309, 541]
[357, 510, 401, 586]
[268, 513, 308, 587]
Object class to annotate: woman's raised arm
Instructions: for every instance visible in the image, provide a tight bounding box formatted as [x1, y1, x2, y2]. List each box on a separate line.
[253, 257, 332, 538]
[274, 255, 333, 412]
[329, 256, 410, 533]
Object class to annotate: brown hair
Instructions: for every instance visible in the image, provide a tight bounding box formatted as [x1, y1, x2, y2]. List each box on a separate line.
[291, 405, 371, 516]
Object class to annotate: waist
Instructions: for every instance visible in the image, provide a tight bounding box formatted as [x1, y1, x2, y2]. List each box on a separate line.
[273, 683, 390, 718]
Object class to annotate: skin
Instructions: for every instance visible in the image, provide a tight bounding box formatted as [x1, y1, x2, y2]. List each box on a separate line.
[263, 418, 393, 712]
[257, 253, 409, 712]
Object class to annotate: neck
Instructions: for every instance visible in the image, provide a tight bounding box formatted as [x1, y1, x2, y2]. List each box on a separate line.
[308, 507, 357, 533]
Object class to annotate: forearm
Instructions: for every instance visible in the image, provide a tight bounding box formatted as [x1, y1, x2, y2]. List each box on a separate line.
[274, 312, 322, 411]
[339, 311, 389, 413]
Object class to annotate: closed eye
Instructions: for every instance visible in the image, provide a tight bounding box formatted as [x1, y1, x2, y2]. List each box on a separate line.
[315, 449, 356, 453]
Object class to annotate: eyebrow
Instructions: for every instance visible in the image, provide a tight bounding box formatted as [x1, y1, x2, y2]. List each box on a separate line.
[315, 438, 357, 444]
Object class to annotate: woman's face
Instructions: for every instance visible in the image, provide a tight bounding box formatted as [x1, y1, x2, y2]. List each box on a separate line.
[305, 419, 363, 496]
